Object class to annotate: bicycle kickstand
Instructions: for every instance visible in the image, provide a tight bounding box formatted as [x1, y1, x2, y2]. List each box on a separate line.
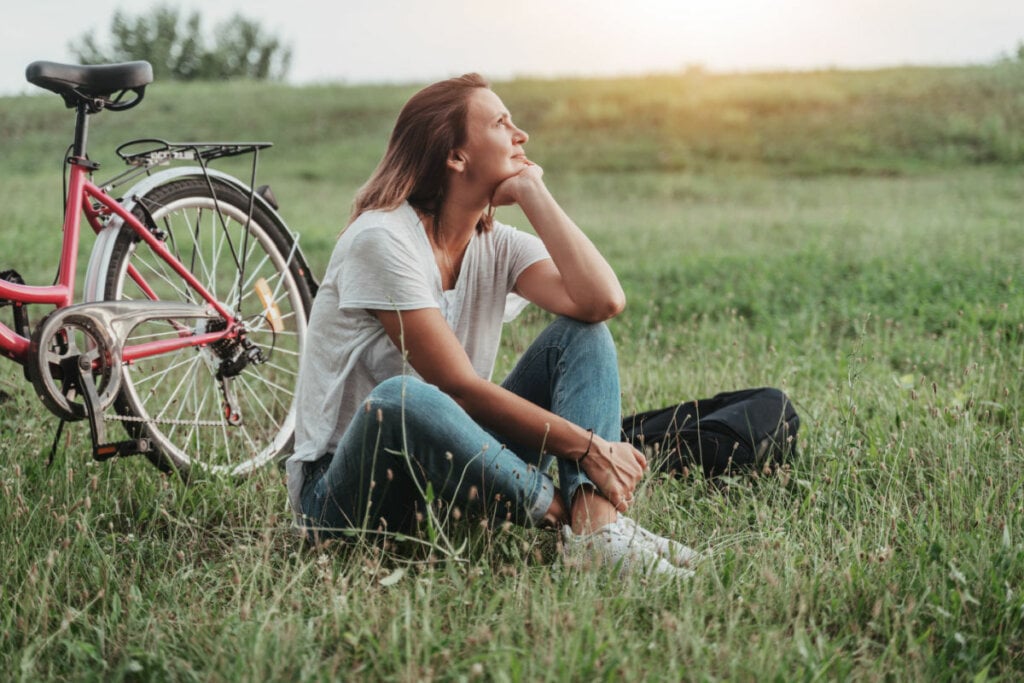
[62, 355, 152, 462]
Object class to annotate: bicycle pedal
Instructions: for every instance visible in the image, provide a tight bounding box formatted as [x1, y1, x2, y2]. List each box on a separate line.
[94, 438, 152, 461]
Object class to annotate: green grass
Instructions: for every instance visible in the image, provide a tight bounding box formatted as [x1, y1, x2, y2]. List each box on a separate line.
[1, 64, 1023, 679]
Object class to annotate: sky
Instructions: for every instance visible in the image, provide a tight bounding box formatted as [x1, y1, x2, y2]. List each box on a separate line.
[3, 0, 1023, 95]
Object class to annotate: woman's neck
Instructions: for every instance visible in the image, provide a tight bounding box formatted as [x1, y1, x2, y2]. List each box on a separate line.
[438, 177, 493, 239]
[431, 198, 484, 250]
[416, 201, 471, 263]
[418, 206, 476, 291]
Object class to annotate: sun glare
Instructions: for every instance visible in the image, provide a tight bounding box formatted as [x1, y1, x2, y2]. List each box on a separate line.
[466, 0, 1020, 79]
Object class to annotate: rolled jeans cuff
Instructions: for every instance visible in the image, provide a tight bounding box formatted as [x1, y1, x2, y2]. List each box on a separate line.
[526, 474, 556, 526]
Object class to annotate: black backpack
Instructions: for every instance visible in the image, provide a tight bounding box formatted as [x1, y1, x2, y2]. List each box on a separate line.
[621, 387, 799, 479]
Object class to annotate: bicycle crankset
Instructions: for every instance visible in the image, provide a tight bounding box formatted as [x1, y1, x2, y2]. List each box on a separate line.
[27, 301, 220, 458]
[28, 310, 121, 422]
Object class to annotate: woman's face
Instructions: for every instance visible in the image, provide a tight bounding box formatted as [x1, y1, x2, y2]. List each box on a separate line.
[454, 88, 529, 189]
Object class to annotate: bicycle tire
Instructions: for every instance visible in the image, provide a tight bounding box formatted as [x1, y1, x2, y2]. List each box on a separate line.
[102, 177, 312, 477]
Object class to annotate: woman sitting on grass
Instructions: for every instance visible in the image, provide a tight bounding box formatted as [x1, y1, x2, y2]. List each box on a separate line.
[286, 73, 697, 577]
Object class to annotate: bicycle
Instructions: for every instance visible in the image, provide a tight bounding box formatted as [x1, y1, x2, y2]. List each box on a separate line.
[0, 60, 317, 477]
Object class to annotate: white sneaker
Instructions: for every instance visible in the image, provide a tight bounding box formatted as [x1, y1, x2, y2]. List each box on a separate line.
[618, 516, 702, 569]
[561, 516, 695, 579]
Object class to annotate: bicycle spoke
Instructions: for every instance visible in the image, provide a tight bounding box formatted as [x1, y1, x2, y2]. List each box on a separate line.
[183, 375, 213, 451]
[240, 245, 273, 293]
[257, 358, 300, 380]
[248, 366, 295, 398]
[203, 209, 228, 294]
[161, 213, 188, 278]
[231, 228, 269, 312]
[234, 372, 282, 425]
[264, 344, 300, 358]
[188, 209, 217, 296]
[132, 253, 195, 303]
[152, 357, 200, 422]
[182, 208, 206, 300]
[130, 352, 197, 388]
[218, 410, 232, 462]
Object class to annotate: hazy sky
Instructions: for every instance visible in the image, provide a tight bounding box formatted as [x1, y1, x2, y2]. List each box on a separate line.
[3, 0, 1022, 95]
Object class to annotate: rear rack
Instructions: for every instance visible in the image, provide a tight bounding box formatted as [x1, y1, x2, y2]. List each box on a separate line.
[116, 138, 273, 168]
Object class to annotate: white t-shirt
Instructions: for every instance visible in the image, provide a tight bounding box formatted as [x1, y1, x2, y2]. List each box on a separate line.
[286, 201, 550, 516]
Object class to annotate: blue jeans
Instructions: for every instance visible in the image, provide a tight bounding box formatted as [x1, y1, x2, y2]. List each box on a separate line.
[299, 317, 622, 537]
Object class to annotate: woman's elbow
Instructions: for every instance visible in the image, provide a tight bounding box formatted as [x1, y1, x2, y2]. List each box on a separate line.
[439, 375, 490, 411]
[581, 290, 626, 323]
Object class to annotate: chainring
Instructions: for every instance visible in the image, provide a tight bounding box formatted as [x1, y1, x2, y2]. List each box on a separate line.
[27, 311, 122, 422]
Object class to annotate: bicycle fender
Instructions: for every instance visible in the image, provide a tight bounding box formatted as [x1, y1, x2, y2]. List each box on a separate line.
[84, 166, 319, 302]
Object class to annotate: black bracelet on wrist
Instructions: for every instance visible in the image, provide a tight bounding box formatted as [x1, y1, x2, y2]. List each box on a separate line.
[580, 428, 594, 463]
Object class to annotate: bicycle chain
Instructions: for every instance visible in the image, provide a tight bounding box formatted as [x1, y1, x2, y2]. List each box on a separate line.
[103, 413, 224, 427]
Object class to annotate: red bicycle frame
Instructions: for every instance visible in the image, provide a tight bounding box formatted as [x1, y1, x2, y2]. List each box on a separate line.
[0, 156, 238, 364]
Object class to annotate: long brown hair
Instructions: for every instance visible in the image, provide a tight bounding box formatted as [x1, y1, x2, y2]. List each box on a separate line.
[349, 73, 493, 234]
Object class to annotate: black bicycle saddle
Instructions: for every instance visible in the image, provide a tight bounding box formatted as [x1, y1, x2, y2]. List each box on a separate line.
[26, 61, 154, 110]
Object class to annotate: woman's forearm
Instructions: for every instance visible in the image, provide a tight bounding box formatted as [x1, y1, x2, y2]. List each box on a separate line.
[517, 182, 626, 319]
[449, 374, 593, 460]
[450, 375, 645, 512]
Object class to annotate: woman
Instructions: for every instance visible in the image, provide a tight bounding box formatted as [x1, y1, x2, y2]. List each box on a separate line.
[286, 74, 697, 577]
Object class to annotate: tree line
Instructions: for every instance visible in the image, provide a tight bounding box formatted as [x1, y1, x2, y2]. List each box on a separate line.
[69, 5, 291, 82]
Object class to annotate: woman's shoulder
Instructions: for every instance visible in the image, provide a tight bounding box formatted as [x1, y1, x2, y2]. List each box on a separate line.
[346, 202, 420, 237]
[482, 218, 522, 244]
[485, 218, 543, 252]
[323, 203, 424, 275]
[339, 203, 423, 251]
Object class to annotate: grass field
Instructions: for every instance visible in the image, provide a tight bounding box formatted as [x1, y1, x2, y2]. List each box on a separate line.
[1, 62, 1023, 680]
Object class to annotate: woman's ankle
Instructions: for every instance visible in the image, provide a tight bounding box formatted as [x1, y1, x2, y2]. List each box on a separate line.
[570, 486, 618, 535]
[541, 489, 569, 529]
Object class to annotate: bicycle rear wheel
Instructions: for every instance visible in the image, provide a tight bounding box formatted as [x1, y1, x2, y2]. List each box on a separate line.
[103, 177, 312, 477]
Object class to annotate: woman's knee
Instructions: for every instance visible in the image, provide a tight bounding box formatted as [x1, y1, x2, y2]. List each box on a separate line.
[366, 375, 433, 404]
[363, 375, 453, 424]
[550, 316, 616, 360]
[366, 375, 413, 404]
